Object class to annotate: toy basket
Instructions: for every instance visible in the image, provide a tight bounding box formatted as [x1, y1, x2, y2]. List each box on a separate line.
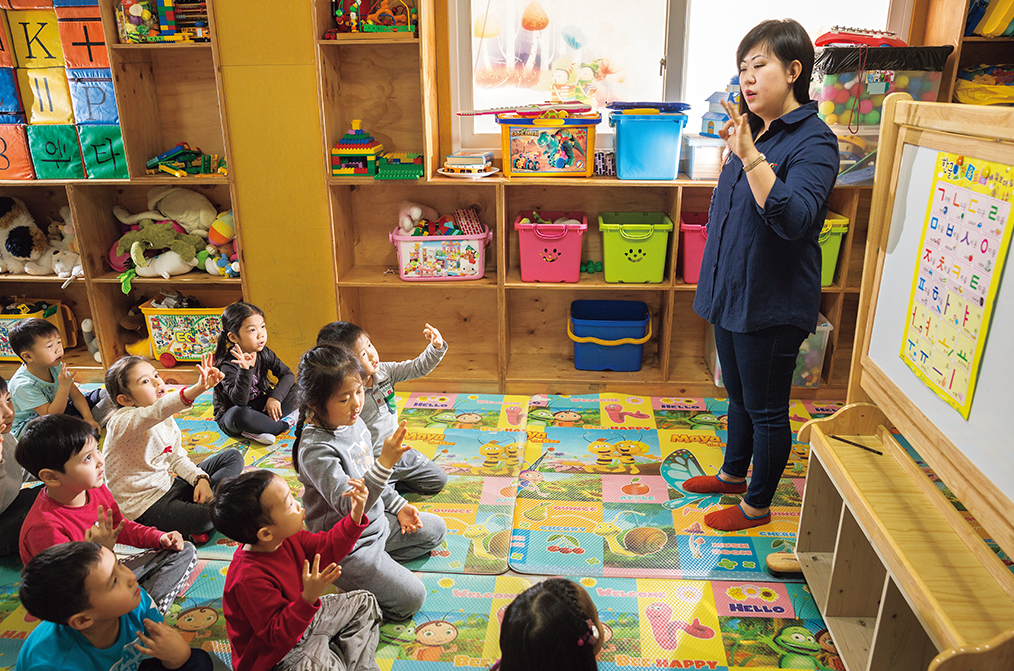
[140, 299, 224, 366]
[819, 211, 850, 286]
[679, 213, 708, 284]
[389, 224, 493, 281]
[569, 300, 651, 372]
[706, 314, 833, 388]
[497, 113, 600, 178]
[0, 300, 77, 361]
[514, 211, 587, 283]
[609, 110, 688, 180]
[598, 212, 674, 283]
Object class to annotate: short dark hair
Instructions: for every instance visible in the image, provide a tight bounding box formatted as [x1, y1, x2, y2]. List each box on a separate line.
[500, 578, 598, 671]
[315, 321, 367, 350]
[104, 355, 148, 408]
[20, 542, 102, 624]
[8, 318, 60, 361]
[736, 19, 814, 123]
[209, 470, 276, 545]
[0, 374, 8, 395]
[15, 415, 98, 478]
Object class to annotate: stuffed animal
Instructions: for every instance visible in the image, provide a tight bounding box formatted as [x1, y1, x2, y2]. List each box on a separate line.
[112, 186, 218, 238]
[81, 318, 101, 362]
[398, 200, 439, 234]
[207, 210, 234, 248]
[0, 197, 48, 274]
[114, 219, 203, 267]
[53, 243, 83, 281]
[23, 244, 61, 275]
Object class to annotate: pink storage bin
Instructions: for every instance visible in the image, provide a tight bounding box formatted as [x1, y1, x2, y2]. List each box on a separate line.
[389, 225, 493, 281]
[514, 210, 588, 283]
[679, 213, 708, 284]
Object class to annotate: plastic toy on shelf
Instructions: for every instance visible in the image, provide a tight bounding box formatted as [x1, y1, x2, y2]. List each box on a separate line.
[115, 0, 211, 44]
[814, 26, 907, 47]
[145, 142, 227, 177]
[324, 0, 417, 37]
[331, 119, 384, 176]
[375, 152, 424, 180]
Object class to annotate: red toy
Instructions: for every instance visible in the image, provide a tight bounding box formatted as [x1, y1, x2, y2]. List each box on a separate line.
[815, 26, 907, 47]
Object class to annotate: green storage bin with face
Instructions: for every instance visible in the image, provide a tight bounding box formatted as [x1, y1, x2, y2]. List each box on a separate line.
[598, 212, 673, 283]
[819, 211, 850, 286]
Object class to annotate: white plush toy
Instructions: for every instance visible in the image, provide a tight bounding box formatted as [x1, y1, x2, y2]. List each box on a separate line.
[0, 196, 48, 274]
[398, 200, 439, 234]
[23, 245, 60, 275]
[112, 186, 218, 238]
[135, 250, 199, 279]
[53, 243, 83, 283]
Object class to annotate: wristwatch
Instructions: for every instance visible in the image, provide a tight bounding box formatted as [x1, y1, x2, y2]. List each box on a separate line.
[194, 474, 210, 484]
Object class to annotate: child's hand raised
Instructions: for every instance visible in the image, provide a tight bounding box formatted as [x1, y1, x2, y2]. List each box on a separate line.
[423, 323, 445, 350]
[341, 478, 369, 524]
[84, 505, 125, 551]
[230, 344, 256, 370]
[396, 504, 423, 535]
[377, 421, 410, 470]
[198, 353, 225, 388]
[57, 363, 75, 388]
[301, 553, 341, 605]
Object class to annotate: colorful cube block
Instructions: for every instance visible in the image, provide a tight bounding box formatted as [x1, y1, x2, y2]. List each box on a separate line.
[56, 5, 106, 68]
[0, 11, 16, 68]
[8, 10, 64, 68]
[0, 67, 23, 114]
[17, 66, 73, 123]
[0, 124, 34, 178]
[26, 123, 83, 178]
[77, 124, 127, 178]
[67, 68, 116, 124]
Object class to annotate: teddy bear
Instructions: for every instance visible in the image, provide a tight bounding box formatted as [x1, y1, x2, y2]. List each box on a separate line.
[112, 186, 218, 238]
[0, 196, 48, 274]
[398, 200, 439, 234]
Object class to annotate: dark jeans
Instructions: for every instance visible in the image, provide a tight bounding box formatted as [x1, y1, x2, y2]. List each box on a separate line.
[0, 485, 41, 556]
[714, 323, 808, 509]
[139, 648, 213, 671]
[218, 386, 298, 437]
[135, 449, 244, 537]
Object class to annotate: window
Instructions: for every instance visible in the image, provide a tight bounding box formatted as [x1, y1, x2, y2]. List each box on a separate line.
[450, 0, 897, 152]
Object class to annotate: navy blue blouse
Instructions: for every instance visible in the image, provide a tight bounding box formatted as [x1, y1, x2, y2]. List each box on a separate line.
[693, 101, 839, 334]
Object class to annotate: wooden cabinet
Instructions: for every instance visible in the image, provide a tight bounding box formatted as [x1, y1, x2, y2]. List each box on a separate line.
[313, 1, 871, 397]
[0, 0, 242, 383]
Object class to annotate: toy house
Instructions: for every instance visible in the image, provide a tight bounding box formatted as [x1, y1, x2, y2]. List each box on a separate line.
[330, 119, 385, 176]
[701, 78, 741, 137]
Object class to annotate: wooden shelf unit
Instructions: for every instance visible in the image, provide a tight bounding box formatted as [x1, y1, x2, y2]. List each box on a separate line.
[0, 0, 242, 382]
[312, 0, 873, 397]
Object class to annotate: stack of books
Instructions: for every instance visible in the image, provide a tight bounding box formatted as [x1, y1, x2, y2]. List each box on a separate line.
[442, 150, 494, 175]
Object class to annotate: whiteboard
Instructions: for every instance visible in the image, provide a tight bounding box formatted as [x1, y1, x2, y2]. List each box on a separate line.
[869, 143, 1014, 503]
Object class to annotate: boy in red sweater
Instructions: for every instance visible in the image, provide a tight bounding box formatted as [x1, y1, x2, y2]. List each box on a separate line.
[210, 470, 381, 671]
[16, 414, 196, 614]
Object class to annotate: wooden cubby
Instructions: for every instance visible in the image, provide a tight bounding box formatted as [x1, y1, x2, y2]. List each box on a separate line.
[312, 1, 873, 398]
[0, 0, 242, 383]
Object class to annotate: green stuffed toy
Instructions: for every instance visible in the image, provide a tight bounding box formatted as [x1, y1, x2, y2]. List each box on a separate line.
[115, 219, 203, 265]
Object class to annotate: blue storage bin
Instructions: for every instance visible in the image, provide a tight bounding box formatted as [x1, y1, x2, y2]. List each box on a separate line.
[568, 300, 651, 372]
[609, 110, 688, 180]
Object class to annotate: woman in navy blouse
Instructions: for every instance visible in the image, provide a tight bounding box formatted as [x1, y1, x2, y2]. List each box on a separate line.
[687, 19, 839, 531]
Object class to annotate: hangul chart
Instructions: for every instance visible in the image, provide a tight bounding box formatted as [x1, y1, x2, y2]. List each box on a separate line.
[902, 151, 1014, 418]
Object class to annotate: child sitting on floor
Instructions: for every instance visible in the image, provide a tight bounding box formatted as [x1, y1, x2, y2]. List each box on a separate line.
[8, 318, 111, 438]
[213, 301, 297, 446]
[293, 344, 446, 621]
[16, 415, 196, 614]
[316, 321, 447, 495]
[210, 470, 381, 671]
[0, 373, 41, 557]
[18, 542, 213, 671]
[494, 578, 603, 671]
[101, 353, 243, 543]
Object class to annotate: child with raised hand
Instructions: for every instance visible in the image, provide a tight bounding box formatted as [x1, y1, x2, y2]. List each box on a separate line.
[213, 301, 297, 447]
[495, 578, 603, 671]
[210, 470, 381, 671]
[16, 415, 196, 614]
[293, 344, 446, 621]
[316, 321, 448, 495]
[8, 317, 111, 438]
[0, 373, 42, 557]
[102, 353, 243, 543]
[18, 542, 213, 671]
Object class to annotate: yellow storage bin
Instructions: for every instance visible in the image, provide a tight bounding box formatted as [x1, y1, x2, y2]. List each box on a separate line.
[0, 300, 77, 361]
[140, 299, 224, 367]
[497, 113, 600, 178]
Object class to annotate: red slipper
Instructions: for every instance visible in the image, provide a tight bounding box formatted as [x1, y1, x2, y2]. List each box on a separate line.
[704, 504, 771, 531]
[683, 474, 748, 494]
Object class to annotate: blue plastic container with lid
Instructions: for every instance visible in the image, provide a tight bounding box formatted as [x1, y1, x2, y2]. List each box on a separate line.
[568, 300, 651, 371]
[609, 107, 688, 180]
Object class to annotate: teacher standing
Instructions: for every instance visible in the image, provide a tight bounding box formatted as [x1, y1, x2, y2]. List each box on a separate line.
[687, 19, 839, 531]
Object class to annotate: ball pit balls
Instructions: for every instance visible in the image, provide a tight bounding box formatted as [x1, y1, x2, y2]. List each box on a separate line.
[865, 110, 880, 125]
[858, 99, 873, 114]
[927, 71, 941, 81]
[838, 110, 852, 125]
[823, 85, 837, 100]
[820, 101, 835, 116]
[896, 74, 910, 88]
[825, 114, 838, 125]
[835, 88, 851, 104]
[922, 91, 937, 101]
[835, 103, 845, 114]
[872, 94, 885, 106]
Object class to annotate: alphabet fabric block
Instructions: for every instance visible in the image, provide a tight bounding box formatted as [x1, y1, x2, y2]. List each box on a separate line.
[26, 122, 83, 178]
[54, 1, 98, 6]
[0, 67, 22, 114]
[77, 124, 126, 178]
[16, 66, 72, 123]
[8, 10, 64, 68]
[0, 11, 15, 68]
[0, 123, 34, 178]
[2, 2, 56, 9]
[55, 5, 106, 68]
[67, 68, 115, 124]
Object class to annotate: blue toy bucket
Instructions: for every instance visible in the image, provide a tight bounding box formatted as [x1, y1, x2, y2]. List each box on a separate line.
[568, 300, 651, 371]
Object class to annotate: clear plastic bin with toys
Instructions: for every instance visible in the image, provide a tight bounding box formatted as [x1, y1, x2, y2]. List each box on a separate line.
[0, 299, 77, 361]
[706, 314, 833, 388]
[390, 208, 492, 281]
